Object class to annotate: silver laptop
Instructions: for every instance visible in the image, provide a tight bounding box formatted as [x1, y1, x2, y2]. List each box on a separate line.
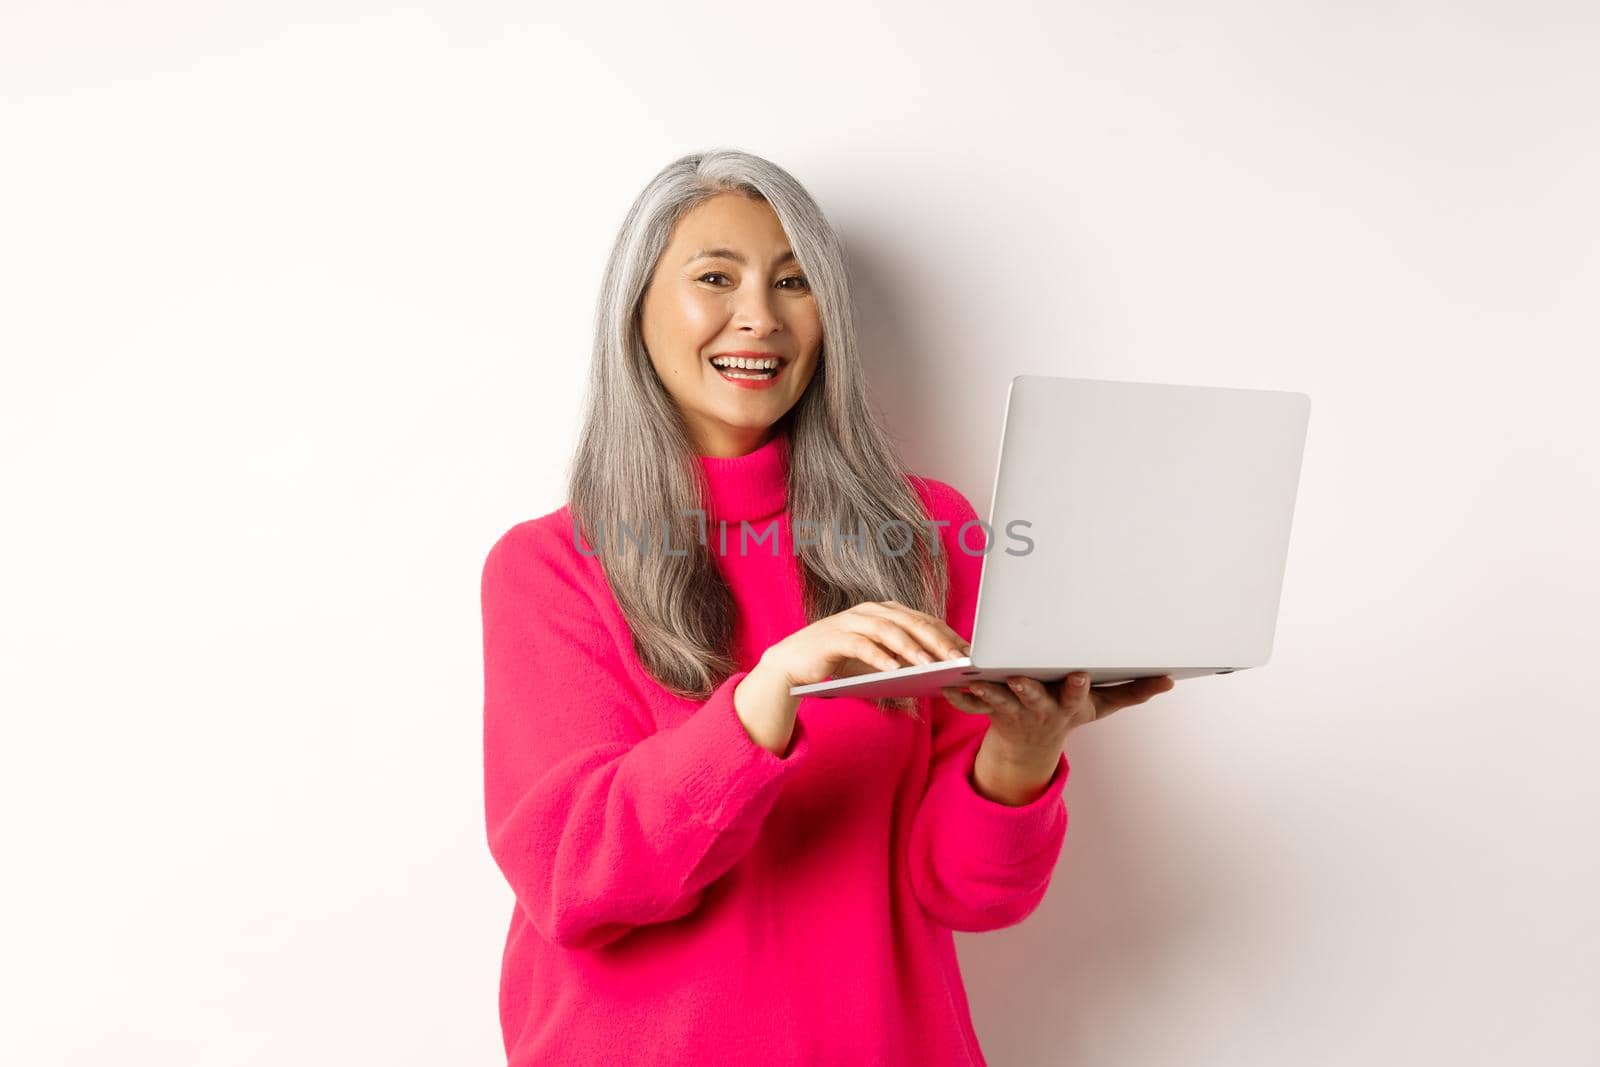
[789, 374, 1312, 700]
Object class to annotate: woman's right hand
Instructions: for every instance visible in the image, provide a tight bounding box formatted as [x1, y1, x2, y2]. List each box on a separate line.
[760, 600, 971, 691]
[734, 600, 970, 755]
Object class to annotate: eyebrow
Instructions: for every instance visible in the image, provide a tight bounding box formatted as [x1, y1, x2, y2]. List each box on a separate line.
[684, 247, 798, 268]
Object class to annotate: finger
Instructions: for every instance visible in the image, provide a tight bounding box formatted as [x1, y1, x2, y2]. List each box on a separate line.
[839, 614, 941, 667]
[1002, 675, 1061, 715]
[845, 634, 903, 674]
[966, 679, 1026, 716]
[1053, 671, 1095, 708]
[940, 685, 990, 716]
[833, 657, 879, 678]
[1088, 679, 1174, 723]
[861, 601, 970, 660]
[1060, 672, 1101, 727]
[1092, 675, 1176, 714]
[856, 601, 970, 660]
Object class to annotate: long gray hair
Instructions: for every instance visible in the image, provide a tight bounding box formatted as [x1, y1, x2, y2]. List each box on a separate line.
[567, 148, 948, 716]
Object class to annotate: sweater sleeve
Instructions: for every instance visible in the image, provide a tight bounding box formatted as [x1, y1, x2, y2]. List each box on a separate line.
[480, 519, 813, 951]
[904, 479, 1070, 932]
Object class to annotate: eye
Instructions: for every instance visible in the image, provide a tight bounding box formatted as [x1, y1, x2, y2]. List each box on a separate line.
[697, 271, 809, 290]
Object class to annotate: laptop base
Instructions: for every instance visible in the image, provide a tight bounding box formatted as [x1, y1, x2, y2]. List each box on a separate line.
[790, 660, 1240, 700]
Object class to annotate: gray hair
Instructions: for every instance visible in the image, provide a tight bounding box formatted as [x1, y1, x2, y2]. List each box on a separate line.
[567, 148, 948, 717]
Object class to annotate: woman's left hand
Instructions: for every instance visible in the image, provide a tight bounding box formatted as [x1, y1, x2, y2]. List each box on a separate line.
[941, 672, 1177, 763]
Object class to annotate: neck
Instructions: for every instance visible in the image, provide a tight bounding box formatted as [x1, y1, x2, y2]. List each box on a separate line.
[690, 420, 780, 460]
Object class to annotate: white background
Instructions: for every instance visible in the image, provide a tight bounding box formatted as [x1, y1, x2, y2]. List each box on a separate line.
[3, 2, 1596, 1064]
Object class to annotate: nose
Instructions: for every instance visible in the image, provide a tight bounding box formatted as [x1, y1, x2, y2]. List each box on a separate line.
[733, 286, 784, 335]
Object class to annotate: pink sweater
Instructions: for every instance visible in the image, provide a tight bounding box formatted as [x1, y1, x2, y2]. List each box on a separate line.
[480, 430, 1070, 1066]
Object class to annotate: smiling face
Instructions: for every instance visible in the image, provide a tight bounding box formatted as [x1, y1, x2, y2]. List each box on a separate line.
[637, 192, 822, 458]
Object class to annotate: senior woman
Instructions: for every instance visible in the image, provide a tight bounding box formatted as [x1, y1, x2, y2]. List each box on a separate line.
[480, 148, 1175, 1066]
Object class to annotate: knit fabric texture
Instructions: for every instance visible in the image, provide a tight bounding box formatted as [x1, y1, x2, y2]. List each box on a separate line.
[481, 430, 1069, 1066]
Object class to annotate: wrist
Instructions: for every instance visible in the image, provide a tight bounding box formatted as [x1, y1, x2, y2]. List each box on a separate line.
[734, 664, 798, 755]
[748, 656, 798, 707]
[971, 732, 1061, 806]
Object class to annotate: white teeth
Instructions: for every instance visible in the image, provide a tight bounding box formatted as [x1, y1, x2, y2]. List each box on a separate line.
[711, 357, 779, 371]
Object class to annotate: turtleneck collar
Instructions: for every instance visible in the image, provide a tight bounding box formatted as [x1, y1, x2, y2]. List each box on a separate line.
[697, 431, 790, 523]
